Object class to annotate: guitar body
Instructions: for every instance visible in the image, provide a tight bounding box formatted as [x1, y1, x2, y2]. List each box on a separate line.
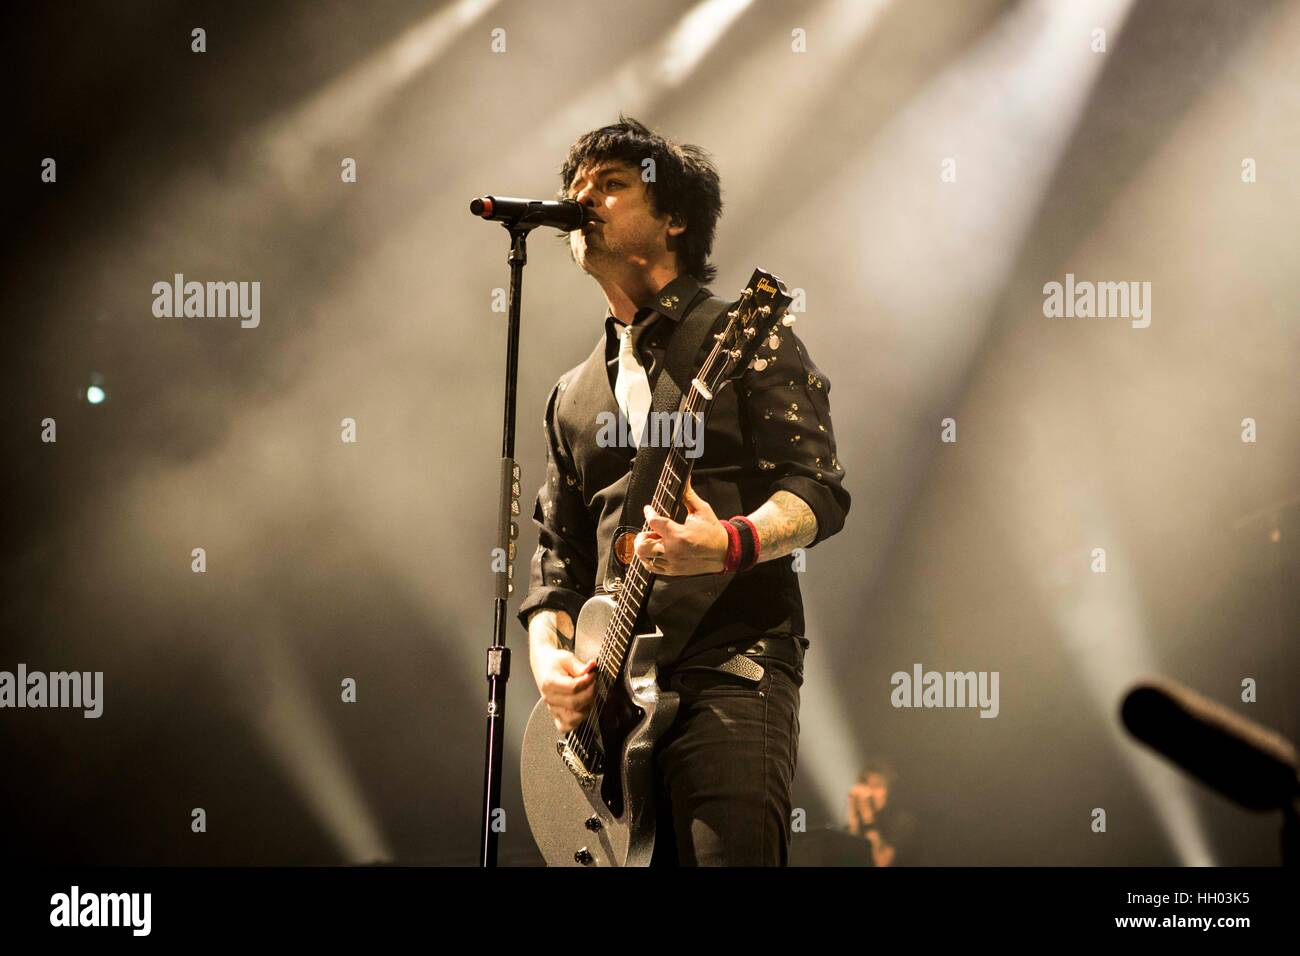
[521, 592, 679, 866]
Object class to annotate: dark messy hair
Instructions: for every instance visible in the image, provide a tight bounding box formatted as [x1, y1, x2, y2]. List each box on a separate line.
[557, 114, 722, 284]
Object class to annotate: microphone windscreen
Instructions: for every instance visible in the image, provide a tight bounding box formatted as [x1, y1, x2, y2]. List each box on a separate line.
[1121, 677, 1299, 811]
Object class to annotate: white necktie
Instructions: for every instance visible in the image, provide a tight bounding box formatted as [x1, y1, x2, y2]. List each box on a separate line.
[614, 322, 652, 448]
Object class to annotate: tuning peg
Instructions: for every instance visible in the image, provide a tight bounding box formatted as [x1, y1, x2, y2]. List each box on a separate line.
[750, 357, 769, 371]
[781, 312, 797, 327]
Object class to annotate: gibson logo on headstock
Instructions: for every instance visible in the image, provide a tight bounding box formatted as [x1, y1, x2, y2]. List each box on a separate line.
[755, 277, 779, 298]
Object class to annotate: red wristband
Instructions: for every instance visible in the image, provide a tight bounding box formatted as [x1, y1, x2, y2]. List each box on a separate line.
[720, 519, 742, 573]
[734, 515, 761, 571]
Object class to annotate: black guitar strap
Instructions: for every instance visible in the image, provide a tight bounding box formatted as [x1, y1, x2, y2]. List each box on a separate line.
[601, 288, 731, 591]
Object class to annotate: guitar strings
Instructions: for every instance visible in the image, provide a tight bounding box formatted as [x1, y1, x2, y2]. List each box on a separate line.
[568, 393, 704, 764]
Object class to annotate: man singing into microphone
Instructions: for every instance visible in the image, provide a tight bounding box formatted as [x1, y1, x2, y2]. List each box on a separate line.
[516, 115, 851, 866]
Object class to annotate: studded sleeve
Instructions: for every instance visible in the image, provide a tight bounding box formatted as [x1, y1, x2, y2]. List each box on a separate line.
[515, 377, 599, 632]
[740, 325, 851, 547]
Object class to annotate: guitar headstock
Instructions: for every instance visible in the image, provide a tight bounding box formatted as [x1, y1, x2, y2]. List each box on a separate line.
[701, 269, 795, 392]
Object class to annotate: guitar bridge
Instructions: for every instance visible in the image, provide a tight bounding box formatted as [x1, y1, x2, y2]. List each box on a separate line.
[557, 738, 599, 789]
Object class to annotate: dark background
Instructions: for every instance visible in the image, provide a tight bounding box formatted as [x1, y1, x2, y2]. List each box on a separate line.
[2, 0, 1296, 865]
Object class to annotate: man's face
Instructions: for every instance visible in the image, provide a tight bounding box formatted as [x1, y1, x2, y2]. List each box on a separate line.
[565, 159, 682, 276]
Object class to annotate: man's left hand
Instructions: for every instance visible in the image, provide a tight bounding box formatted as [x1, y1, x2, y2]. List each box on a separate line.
[635, 476, 729, 576]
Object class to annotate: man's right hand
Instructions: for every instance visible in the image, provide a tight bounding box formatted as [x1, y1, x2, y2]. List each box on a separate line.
[527, 610, 597, 733]
[847, 784, 875, 833]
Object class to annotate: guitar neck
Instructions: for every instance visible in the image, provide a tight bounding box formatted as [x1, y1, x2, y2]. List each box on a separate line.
[595, 387, 715, 693]
[593, 267, 794, 694]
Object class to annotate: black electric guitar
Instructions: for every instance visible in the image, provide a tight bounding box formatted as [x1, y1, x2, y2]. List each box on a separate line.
[520, 268, 795, 866]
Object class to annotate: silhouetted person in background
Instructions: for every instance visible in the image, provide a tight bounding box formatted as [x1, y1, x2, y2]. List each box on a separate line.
[846, 759, 919, 866]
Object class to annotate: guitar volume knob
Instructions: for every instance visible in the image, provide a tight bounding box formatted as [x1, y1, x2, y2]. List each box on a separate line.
[574, 847, 595, 865]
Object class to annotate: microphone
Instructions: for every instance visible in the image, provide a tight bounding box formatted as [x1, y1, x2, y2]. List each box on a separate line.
[469, 196, 588, 232]
[1121, 677, 1299, 811]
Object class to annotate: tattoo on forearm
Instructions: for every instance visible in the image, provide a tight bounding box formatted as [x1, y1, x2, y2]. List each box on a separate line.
[529, 610, 574, 650]
[749, 491, 817, 562]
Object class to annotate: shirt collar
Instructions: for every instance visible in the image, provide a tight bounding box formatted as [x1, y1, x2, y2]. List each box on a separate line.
[603, 273, 706, 335]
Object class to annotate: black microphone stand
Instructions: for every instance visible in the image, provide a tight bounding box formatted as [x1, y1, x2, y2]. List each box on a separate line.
[479, 221, 531, 868]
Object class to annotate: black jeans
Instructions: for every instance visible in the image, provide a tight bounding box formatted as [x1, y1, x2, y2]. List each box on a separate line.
[649, 658, 802, 866]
